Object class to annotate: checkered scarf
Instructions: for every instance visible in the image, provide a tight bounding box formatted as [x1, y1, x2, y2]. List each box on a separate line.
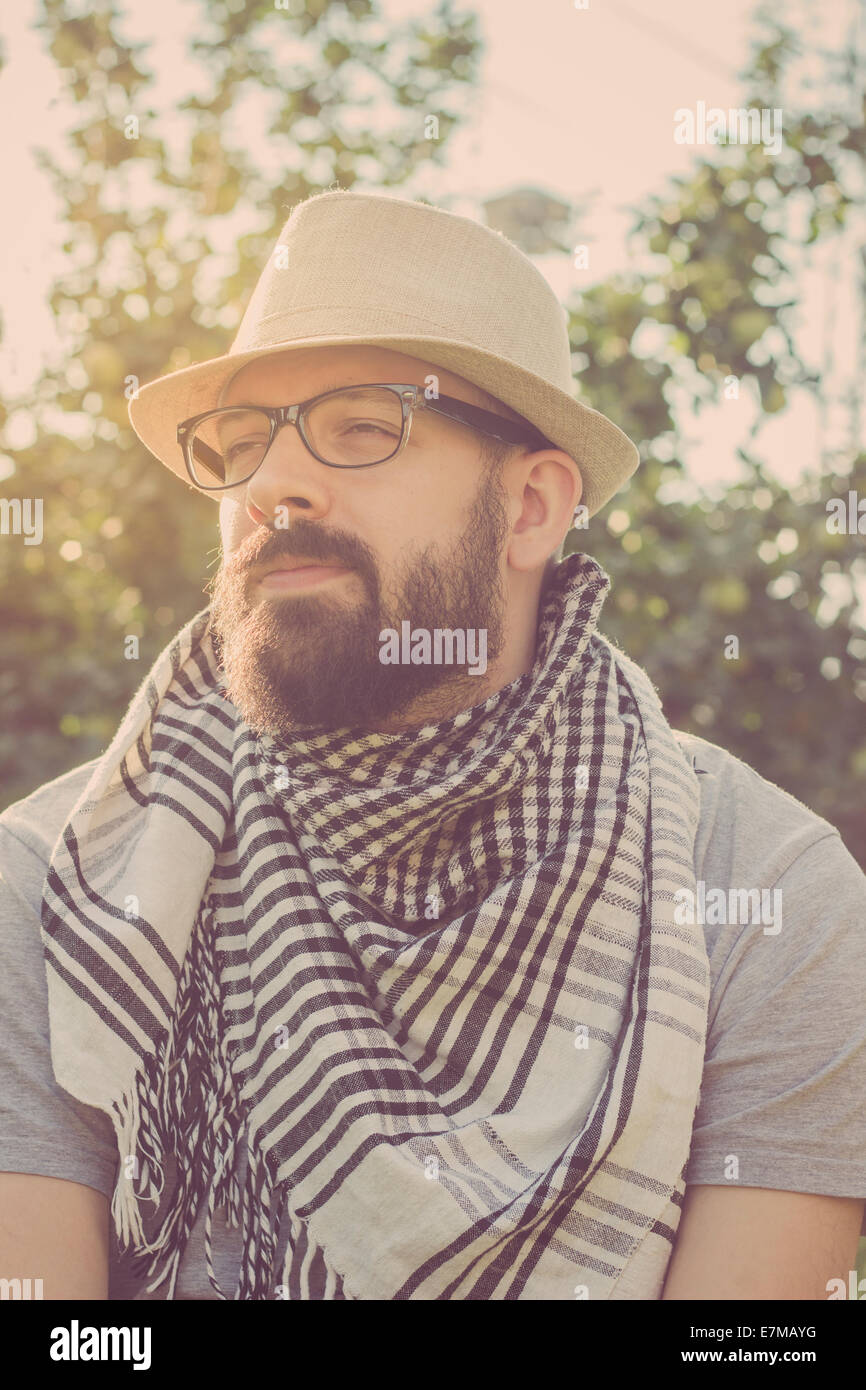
[40, 551, 709, 1300]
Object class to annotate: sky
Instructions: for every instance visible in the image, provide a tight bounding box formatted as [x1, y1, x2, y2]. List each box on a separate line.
[0, 0, 862, 499]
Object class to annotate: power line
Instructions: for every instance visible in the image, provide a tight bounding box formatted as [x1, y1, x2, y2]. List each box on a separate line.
[605, 0, 737, 83]
[484, 78, 572, 131]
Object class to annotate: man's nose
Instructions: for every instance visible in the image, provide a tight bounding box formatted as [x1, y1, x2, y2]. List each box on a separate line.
[245, 420, 334, 526]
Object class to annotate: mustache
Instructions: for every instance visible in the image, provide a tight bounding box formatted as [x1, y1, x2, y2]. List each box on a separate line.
[226, 525, 361, 575]
[208, 524, 381, 613]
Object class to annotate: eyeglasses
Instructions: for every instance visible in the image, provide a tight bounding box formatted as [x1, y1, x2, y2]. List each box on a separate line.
[176, 382, 554, 491]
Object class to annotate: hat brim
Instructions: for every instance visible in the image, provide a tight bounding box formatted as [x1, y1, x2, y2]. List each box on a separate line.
[128, 334, 639, 518]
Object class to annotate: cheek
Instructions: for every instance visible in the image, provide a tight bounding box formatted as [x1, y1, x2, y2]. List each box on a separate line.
[219, 494, 252, 556]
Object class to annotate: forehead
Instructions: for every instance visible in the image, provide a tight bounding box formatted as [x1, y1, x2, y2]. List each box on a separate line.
[219, 345, 492, 409]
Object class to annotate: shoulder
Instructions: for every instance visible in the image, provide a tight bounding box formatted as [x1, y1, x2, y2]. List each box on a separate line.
[673, 730, 852, 891]
[0, 758, 100, 873]
[0, 761, 119, 1198]
[673, 729, 866, 1062]
[675, 736, 866, 1207]
[0, 755, 100, 952]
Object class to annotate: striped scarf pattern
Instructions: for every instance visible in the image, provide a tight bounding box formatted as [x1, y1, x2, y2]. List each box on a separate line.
[40, 551, 710, 1299]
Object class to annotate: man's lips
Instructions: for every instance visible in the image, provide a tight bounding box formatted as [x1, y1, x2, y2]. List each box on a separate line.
[252, 558, 351, 592]
[257, 557, 345, 576]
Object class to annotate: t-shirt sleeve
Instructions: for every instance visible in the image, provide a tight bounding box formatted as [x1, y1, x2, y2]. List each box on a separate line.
[0, 825, 119, 1198]
[685, 829, 866, 1214]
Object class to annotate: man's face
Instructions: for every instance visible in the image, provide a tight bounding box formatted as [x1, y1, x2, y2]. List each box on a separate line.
[207, 345, 514, 735]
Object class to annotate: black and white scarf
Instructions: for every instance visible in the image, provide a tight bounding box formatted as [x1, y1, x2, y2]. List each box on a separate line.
[40, 551, 710, 1300]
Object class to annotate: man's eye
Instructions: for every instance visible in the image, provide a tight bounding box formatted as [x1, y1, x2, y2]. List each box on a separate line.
[341, 420, 399, 437]
[226, 438, 265, 459]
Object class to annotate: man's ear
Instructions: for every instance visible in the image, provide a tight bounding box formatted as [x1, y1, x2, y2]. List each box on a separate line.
[506, 446, 582, 577]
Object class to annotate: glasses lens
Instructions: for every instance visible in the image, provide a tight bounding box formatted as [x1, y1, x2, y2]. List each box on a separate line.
[305, 387, 404, 466]
[188, 408, 272, 487]
[186, 389, 406, 486]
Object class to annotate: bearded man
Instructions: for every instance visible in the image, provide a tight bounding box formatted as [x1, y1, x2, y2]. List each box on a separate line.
[1, 190, 864, 1301]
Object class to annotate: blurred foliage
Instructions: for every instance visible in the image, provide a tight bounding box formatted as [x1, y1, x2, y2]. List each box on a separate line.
[566, 1, 866, 865]
[1, 0, 864, 869]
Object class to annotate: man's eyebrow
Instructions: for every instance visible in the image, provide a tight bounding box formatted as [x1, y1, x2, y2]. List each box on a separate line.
[313, 382, 399, 398]
[221, 382, 485, 412]
[225, 381, 407, 405]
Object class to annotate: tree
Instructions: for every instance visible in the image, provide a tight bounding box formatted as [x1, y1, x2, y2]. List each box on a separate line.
[560, 1, 866, 864]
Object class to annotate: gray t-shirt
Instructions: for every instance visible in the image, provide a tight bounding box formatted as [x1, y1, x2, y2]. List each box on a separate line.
[1, 730, 865, 1299]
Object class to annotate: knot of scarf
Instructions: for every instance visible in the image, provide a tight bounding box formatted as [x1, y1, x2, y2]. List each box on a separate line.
[255, 552, 610, 923]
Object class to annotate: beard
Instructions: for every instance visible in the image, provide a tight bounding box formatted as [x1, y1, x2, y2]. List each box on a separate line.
[207, 463, 510, 737]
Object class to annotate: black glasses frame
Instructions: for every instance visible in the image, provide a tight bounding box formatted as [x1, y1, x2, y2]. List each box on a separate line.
[176, 382, 555, 491]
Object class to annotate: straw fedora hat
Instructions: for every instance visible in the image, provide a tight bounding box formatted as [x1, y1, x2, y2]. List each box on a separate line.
[128, 188, 639, 518]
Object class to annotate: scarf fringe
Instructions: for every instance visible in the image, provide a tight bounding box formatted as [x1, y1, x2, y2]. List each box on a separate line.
[108, 893, 286, 1299]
